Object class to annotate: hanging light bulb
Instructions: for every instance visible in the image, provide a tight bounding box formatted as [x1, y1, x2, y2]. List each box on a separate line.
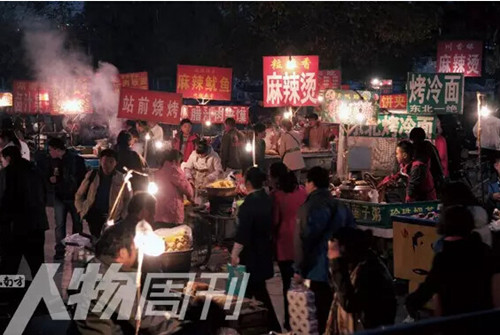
[245, 142, 253, 152]
[205, 120, 212, 127]
[480, 106, 491, 117]
[338, 103, 350, 123]
[134, 220, 165, 256]
[155, 140, 164, 149]
[286, 56, 297, 70]
[356, 112, 365, 124]
[148, 182, 159, 195]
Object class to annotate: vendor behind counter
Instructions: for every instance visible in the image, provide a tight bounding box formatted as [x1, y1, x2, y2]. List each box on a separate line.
[304, 113, 331, 150]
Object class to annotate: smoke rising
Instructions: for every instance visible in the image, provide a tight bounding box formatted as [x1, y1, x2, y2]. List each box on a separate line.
[22, 21, 122, 141]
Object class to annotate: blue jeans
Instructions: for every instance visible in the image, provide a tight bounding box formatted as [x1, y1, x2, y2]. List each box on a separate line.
[54, 198, 82, 253]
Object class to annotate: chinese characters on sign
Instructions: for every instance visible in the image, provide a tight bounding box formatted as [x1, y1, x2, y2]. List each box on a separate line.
[437, 41, 483, 77]
[177, 65, 232, 101]
[181, 105, 249, 124]
[321, 89, 377, 124]
[263, 55, 319, 107]
[352, 115, 436, 139]
[5, 264, 249, 335]
[407, 73, 464, 115]
[379, 94, 407, 110]
[317, 70, 341, 91]
[13, 81, 51, 114]
[118, 88, 183, 124]
[119, 72, 149, 90]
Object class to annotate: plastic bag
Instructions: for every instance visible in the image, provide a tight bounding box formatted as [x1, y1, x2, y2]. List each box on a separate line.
[225, 264, 247, 296]
[62, 233, 93, 249]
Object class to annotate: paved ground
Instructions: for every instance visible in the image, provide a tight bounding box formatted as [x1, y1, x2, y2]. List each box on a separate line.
[11, 207, 407, 334]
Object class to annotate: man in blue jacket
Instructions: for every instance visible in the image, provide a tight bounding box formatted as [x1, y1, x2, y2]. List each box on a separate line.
[294, 166, 356, 333]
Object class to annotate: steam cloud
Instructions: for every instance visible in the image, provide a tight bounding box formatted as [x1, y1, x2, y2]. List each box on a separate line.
[22, 22, 122, 140]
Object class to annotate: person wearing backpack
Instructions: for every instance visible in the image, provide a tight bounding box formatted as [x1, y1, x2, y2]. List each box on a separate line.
[47, 137, 87, 260]
[293, 166, 356, 334]
[75, 149, 131, 238]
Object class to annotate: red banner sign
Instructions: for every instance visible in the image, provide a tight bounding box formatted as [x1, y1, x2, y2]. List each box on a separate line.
[50, 77, 93, 115]
[118, 88, 182, 125]
[263, 55, 319, 107]
[437, 40, 483, 77]
[318, 70, 341, 90]
[176, 65, 232, 101]
[12, 81, 51, 114]
[180, 105, 249, 124]
[119, 72, 148, 90]
[379, 94, 407, 110]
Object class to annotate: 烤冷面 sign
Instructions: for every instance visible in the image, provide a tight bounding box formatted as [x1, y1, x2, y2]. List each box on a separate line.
[263, 55, 319, 107]
[177, 65, 232, 101]
[437, 41, 483, 77]
[407, 73, 464, 115]
[118, 88, 182, 125]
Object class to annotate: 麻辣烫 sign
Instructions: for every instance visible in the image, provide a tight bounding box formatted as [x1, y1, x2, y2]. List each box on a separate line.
[407, 73, 464, 115]
[318, 70, 341, 91]
[180, 105, 249, 124]
[12, 81, 51, 114]
[120, 72, 149, 90]
[320, 89, 378, 125]
[379, 94, 407, 110]
[352, 114, 436, 139]
[177, 65, 232, 101]
[263, 55, 319, 107]
[118, 88, 182, 125]
[437, 41, 483, 77]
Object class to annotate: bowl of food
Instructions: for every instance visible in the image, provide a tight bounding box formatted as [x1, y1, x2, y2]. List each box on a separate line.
[205, 179, 237, 197]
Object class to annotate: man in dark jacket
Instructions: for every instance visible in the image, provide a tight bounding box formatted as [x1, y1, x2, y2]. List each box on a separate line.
[294, 166, 356, 334]
[0, 145, 48, 277]
[410, 127, 444, 193]
[220, 117, 244, 172]
[327, 227, 396, 334]
[48, 137, 87, 260]
[231, 167, 281, 332]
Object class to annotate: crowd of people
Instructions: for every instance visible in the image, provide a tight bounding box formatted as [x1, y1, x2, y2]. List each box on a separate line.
[0, 113, 500, 335]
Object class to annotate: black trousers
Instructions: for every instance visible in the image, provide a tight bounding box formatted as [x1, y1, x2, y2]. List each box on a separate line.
[86, 209, 108, 238]
[278, 260, 294, 329]
[310, 280, 334, 334]
[245, 280, 282, 332]
[0, 231, 45, 278]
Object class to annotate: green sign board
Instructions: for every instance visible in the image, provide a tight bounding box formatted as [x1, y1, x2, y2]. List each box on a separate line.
[407, 73, 464, 115]
[338, 199, 440, 229]
[351, 114, 436, 139]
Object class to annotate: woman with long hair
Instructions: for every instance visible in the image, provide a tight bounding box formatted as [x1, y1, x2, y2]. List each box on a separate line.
[269, 162, 307, 330]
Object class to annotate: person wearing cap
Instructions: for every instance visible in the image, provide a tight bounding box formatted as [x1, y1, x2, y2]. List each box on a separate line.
[304, 113, 330, 150]
[184, 139, 223, 192]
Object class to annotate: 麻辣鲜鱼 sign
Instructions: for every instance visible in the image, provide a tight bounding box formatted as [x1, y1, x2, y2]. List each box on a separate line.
[263, 55, 319, 107]
[177, 65, 232, 101]
[437, 41, 483, 77]
[12, 81, 51, 114]
[407, 73, 464, 115]
[180, 105, 249, 124]
[118, 88, 182, 125]
[379, 94, 407, 110]
[352, 114, 436, 139]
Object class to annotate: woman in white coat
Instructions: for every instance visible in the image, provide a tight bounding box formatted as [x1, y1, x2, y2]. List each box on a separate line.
[279, 119, 305, 181]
